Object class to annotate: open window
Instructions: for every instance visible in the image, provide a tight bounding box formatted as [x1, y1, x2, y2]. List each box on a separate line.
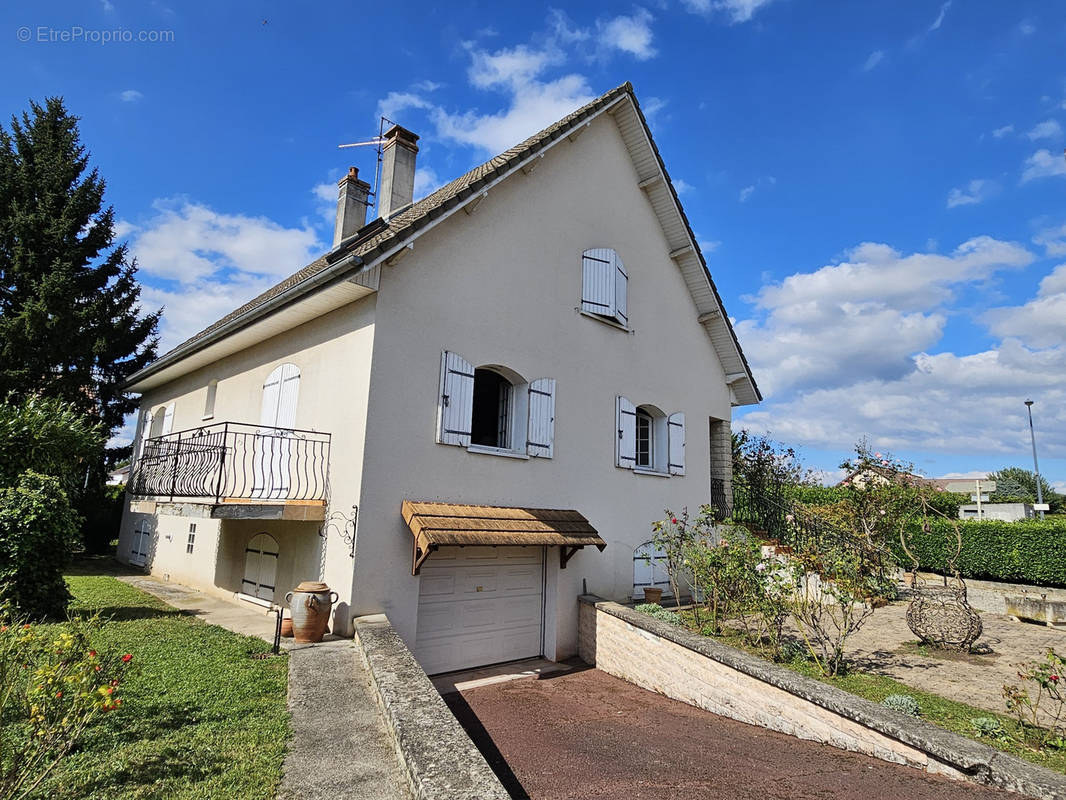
[617, 397, 684, 475]
[203, 379, 218, 420]
[581, 248, 628, 327]
[438, 352, 554, 458]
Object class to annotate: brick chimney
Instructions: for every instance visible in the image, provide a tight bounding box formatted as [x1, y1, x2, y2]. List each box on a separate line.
[334, 167, 371, 246]
[378, 124, 419, 219]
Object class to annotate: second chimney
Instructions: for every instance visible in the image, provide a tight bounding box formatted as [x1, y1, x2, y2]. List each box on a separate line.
[378, 124, 419, 219]
[334, 167, 371, 246]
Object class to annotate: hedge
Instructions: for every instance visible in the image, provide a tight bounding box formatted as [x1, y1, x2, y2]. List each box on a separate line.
[889, 518, 1066, 588]
[788, 485, 967, 520]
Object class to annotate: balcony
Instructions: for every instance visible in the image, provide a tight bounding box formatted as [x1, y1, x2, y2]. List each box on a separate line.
[130, 422, 331, 521]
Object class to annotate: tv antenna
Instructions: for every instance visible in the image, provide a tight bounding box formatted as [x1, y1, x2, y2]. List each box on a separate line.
[337, 116, 396, 212]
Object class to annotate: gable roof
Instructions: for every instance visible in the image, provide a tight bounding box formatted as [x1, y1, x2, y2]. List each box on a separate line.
[127, 83, 761, 404]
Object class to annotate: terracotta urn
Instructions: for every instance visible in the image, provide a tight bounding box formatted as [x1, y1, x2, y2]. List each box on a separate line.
[643, 587, 664, 605]
[285, 582, 338, 643]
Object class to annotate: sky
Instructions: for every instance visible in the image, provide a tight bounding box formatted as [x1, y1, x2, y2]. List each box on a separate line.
[3, 0, 1064, 488]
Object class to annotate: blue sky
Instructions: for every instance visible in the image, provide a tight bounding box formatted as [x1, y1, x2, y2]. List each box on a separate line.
[4, 0, 1065, 487]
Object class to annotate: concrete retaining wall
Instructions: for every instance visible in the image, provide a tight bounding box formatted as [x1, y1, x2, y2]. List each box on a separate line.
[353, 614, 509, 800]
[579, 595, 1066, 800]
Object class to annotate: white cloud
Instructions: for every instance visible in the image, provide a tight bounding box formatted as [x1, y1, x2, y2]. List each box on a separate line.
[681, 0, 775, 23]
[1034, 223, 1066, 257]
[413, 166, 442, 199]
[1021, 149, 1066, 182]
[946, 178, 994, 208]
[1019, 20, 1036, 35]
[122, 199, 323, 350]
[312, 180, 337, 227]
[983, 264, 1066, 348]
[119, 89, 143, 102]
[736, 237, 1034, 395]
[928, 1, 951, 31]
[737, 340, 1066, 456]
[739, 185, 755, 202]
[100, 0, 114, 12]
[1027, 119, 1063, 140]
[597, 8, 656, 60]
[377, 91, 433, 123]
[991, 124, 1014, 138]
[673, 178, 695, 195]
[863, 50, 885, 72]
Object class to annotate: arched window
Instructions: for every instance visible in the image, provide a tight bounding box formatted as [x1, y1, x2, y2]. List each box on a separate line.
[242, 533, 279, 601]
[616, 397, 685, 475]
[633, 540, 671, 599]
[438, 352, 555, 458]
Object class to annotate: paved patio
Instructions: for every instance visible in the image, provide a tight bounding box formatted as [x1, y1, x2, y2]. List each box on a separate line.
[447, 667, 1015, 800]
[842, 598, 1064, 720]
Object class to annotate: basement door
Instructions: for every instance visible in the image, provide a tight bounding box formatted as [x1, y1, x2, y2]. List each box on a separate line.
[242, 533, 279, 601]
[415, 546, 544, 675]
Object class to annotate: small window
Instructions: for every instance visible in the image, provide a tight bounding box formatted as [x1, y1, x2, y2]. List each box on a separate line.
[203, 380, 218, 420]
[186, 523, 196, 554]
[618, 397, 685, 475]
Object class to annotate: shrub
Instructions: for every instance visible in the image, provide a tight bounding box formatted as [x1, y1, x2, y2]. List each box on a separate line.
[891, 518, 1066, 587]
[634, 604, 682, 626]
[0, 396, 103, 492]
[0, 472, 80, 619]
[1003, 648, 1066, 749]
[882, 694, 921, 716]
[0, 609, 131, 800]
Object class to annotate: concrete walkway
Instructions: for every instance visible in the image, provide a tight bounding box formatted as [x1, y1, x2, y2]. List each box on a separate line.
[118, 575, 412, 800]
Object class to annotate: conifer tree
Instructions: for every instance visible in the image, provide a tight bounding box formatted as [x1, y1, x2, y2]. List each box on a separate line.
[0, 97, 159, 456]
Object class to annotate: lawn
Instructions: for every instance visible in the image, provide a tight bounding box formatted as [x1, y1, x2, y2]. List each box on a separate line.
[26, 568, 290, 799]
[666, 610, 1066, 776]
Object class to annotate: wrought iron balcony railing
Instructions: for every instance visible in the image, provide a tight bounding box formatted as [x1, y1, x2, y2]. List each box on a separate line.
[130, 422, 331, 503]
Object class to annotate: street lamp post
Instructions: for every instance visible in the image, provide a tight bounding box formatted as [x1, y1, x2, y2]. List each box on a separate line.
[1024, 399, 1045, 520]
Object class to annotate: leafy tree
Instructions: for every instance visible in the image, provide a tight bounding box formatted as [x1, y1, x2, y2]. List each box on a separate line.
[0, 395, 102, 491]
[988, 467, 1063, 513]
[732, 429, 818, 490]
[0, 97, 159, 459]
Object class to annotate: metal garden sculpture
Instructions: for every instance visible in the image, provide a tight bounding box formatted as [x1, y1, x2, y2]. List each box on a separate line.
[899, 497, 983, 652]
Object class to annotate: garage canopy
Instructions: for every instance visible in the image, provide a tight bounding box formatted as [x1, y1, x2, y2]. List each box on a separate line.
[402, 500, 606, 574]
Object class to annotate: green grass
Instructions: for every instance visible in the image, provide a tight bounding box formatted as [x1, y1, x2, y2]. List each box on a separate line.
[667, 610, 1066, 775]
[29, 569, 290, 800]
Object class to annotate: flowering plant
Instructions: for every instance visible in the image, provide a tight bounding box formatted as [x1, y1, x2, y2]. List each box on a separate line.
[1003, 648, 1066, 749]
[0, 607, 131, 800]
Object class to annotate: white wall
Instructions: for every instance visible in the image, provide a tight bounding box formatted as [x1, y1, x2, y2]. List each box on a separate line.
[353, 111, 734, 659]
[117, 295, 377, 613]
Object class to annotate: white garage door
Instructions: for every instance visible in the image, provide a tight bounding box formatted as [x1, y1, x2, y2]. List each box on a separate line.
[415, 546, 544, 675]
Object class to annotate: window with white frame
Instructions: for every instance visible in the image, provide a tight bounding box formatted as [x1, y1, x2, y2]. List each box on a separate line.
[186, 523, 196, 554]
[438, 351, 555, 458]
[616, 396, 684, 476]
[581, 248, 628, 327]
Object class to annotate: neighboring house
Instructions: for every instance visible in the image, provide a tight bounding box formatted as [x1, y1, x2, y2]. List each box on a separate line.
[107, 463, 131, 486]
[117, 83, 760, 675]
[959, 503, 1034, 522]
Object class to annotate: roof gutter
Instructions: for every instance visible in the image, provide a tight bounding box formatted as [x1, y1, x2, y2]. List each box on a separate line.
[124, 252, 365, 390]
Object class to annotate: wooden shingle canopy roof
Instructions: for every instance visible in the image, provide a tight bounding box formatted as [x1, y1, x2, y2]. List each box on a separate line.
[402, 500, 606, 575]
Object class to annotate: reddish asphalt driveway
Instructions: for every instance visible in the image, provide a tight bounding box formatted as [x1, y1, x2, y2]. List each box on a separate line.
[444, 666, 1015, 800]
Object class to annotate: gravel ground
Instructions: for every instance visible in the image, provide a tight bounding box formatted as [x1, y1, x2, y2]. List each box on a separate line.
[448, 666, 1015, 800]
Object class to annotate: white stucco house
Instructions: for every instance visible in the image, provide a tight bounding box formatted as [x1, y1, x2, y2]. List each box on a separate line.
[118, 82, 761, 674]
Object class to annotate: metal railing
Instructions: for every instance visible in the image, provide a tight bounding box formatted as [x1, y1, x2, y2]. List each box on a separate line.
[731, 476, 889, 567]
[131, 422, 331, 503]
[710, 477, 730, 521]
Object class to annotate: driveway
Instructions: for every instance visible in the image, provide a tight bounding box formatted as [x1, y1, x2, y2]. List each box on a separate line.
[445, 666, 1014, 800]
